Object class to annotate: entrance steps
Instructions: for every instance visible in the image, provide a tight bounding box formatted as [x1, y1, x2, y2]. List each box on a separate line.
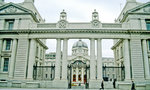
[0, 88, 119, 90]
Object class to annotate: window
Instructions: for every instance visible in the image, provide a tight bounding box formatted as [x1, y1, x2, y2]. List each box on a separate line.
[73, 74, 76, 82]
[121, 47, 123, 57]
[36, 46, 38, 57]
[5, 19, 14, 30]
[5, 39, 11, 50]
[40, 49, 42, 58]
[146, 23, 150, 30]
[149, 59, 150, 75]
[3, 58, 9, 72]
[45, 74, 47, 78]
[148, 40, 150, 51]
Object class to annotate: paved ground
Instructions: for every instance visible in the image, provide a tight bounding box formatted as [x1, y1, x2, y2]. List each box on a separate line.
[0, 88, 120, 90]
[0, 88, 99, 90]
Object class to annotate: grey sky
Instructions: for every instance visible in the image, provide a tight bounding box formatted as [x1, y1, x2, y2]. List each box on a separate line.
[5, 0, 150, 57]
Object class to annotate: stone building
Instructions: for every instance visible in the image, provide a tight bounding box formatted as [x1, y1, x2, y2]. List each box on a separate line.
[0, 0, 150, 89]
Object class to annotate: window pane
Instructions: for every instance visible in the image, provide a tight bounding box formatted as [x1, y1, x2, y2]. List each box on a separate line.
[149, 40, 150, 50]
[146, 23, 150, 30]
[8, 22, 14, 30]
[3, 58, 9, 72]
[5, 40, 11, 50]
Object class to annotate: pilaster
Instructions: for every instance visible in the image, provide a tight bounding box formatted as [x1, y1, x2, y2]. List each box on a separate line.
[123, 39, 131, 81]
[27, 39, 36, 80]
[0, 39, 3, 73]
[142, 40, 150, 79]
[9, 39, 17, 78]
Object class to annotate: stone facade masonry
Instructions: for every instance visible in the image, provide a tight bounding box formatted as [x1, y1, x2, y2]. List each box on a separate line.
[0, 0, 150, 89]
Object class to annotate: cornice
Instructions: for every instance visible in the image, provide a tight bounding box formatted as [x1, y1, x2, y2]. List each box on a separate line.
[36, 39, 48, 49]
[0, 29, 150, 34]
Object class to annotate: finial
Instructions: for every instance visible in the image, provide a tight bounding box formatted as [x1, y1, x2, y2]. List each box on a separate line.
[60, 9, 67, 20]
[92, 9, 99, 21]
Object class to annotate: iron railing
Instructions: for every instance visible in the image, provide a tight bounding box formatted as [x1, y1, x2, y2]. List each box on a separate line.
[103, 66, 125, 81]
[33, 66, 55, 80]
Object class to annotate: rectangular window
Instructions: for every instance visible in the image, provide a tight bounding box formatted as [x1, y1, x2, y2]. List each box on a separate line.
[149, 40, 150, 51]
[5, 39, 11, 50]
[146, 23, 150, 30]
[5, 19, 14, 30]
[3, 58, 9, 72]
[121, 47, 123, 57]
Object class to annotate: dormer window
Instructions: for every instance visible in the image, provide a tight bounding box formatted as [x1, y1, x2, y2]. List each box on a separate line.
[5, 19, 15, 30]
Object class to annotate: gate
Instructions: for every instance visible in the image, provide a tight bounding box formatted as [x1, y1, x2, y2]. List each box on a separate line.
[67, 60, 90, 89]
[33, 66, 55, 80]
[103, 66, 125, 81]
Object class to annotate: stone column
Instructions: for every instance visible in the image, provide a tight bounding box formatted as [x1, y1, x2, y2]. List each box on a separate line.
[76, 67, 78, 82]
[123, 39, 131, 80]
[27, 39, 36, 79]
[55, 39, 61, 80]
[9, 39, 17, 78]
[97, 39, 103, 80]
[0, 39, 3, 73]
[62, 38, 68, 80]
[90, 38, 96, 80]
[142, 40, 150, 79]
[82, 68, 84, 83]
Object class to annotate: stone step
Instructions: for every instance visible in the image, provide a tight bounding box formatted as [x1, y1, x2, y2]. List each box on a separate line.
[0, 88, 120, 90]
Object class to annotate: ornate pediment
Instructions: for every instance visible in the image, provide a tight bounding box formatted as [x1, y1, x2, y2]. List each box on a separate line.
[0, 3, 31, 14]
[128, 2, 150, 13]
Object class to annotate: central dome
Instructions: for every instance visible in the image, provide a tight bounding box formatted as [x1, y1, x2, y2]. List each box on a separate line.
[72, 40, 88, 48]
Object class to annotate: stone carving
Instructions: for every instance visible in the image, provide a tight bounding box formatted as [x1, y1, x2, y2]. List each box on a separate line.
[5, 6, 17, 13]
[58, 20, 67, 28]
[91, 20, 100, 28]
[143, 7, 150, 12]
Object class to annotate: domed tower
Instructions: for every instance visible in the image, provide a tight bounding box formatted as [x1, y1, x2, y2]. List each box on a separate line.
[72, 40, 88, 56]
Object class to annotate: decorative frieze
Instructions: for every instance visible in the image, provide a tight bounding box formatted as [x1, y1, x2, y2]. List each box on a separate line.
[5, 6, 17, 13]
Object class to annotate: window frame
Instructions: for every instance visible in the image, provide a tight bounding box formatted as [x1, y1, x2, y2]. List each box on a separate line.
[1, 57, 10, 73]
[5, 19, 15, 30]
[5, 39, 11, 50]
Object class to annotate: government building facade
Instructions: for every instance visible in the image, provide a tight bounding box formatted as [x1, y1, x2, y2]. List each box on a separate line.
[0, 0, 150, 89]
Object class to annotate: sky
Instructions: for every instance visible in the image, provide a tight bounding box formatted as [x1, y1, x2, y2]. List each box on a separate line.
[5, 0, 150, 57]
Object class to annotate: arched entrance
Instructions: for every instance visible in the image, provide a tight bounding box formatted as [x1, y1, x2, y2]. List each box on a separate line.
[68, 60, 89, 89]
